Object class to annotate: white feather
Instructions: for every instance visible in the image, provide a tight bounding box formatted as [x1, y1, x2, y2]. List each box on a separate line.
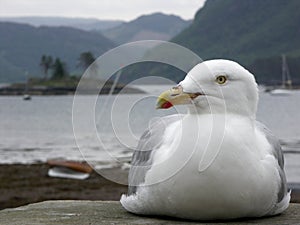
[121, 59, 290, 220]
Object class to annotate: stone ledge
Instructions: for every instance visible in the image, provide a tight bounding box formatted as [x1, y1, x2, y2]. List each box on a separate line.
[0, 201, 299, 225]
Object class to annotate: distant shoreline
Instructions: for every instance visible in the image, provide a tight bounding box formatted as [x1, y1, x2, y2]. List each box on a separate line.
[1, 83, 299, 96]
[0, 76, 147, 96]
[0, 85, 144, 96]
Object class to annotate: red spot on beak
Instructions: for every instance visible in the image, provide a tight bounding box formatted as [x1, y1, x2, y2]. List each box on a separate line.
[161, 101, 173, 109]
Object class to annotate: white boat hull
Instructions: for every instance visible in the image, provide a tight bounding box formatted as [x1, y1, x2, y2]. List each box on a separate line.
[270, 89, 293, 96]
[48, 167, 90, 180]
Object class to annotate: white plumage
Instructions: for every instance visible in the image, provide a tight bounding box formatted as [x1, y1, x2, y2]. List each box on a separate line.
[120, 59, 290, 220]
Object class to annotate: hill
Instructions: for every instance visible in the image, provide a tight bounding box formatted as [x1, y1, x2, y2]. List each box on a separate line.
[172, 0, 300, 83]
[0, 22, 115, 82]
[102, 12, 191, 44]
[0, 16, 123, 31]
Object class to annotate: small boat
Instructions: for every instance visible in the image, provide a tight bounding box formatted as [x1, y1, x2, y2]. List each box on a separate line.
[23, 94, 31, 100]
[47, 159, 93, 180]
[270, 54, 293, 96]
[269, 89, 292, 96]
[23, 71, 32, 100]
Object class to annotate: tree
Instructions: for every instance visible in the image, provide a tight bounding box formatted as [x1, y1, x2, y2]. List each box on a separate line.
[51, 58, 68, 79]
[77, 51, 95, 70]
[40, 55, 53, 80]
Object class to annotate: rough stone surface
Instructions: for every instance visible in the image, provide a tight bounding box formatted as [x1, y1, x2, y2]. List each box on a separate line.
[0, 201, 299, 225]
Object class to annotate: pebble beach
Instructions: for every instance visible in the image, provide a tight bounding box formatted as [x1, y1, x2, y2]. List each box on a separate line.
[0, 163, 128, 210]
[1, 163, 300, 210]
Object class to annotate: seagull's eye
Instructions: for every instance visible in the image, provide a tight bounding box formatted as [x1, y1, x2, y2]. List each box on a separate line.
[216, 75, 227, 84]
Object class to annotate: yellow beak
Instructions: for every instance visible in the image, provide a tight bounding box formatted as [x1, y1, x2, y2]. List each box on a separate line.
[156, 86, 201, 109]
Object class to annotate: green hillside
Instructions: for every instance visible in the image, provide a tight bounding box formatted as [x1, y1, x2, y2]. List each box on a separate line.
[0, 22, 115, 82]
[171, 0, 300, 83]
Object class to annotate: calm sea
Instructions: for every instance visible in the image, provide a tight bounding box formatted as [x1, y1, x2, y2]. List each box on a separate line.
[0, 85, 299, 184]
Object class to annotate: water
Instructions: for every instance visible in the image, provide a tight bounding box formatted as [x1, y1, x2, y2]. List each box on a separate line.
[0, 86, 300, 183]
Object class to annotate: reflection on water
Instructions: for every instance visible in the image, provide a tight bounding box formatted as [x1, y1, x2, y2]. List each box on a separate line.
[0, 86, 299, 183]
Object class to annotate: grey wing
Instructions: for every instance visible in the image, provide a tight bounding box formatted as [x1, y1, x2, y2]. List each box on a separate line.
[256, 121, 288, 202]
[128, 114, 183, 195]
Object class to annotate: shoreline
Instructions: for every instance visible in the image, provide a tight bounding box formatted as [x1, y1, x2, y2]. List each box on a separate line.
[0, 86, 144, 96]
[0, 163, 128, 210]
[0, 163, 299, 210]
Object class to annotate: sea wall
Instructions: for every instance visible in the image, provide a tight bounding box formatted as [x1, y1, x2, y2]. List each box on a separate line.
[0, 201, 299, 225]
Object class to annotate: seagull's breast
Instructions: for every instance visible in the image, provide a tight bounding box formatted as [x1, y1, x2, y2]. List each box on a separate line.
[142, 115, 280, 219]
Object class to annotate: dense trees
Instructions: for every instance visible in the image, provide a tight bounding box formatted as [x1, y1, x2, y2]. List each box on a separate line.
[40, 55, 53, 79]
[51, 58, 68, 79]
[77, 51, 95, 70]
[39, 55, 68, 80]
[39, 52, 95, 80]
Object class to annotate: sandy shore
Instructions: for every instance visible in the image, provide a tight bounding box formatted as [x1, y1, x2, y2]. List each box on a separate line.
[0, 163, 128, 210]
[0, 163, 299, 210]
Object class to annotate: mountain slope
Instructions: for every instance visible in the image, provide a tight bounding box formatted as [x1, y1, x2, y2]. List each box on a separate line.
[118, 0, 300, 85]
[103, 13, 191, 44]
[173, 0, 300, 65]
[168, 0, 300, 83]
[0, 22, 115, 82]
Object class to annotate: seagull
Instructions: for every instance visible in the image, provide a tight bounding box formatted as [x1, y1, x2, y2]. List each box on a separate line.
[120, 59, 290, 220]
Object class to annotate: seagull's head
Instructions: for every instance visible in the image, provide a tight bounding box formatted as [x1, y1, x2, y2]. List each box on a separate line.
[156, 59, 258, 118]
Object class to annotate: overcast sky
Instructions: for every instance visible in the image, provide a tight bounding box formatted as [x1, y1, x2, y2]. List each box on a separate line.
[0, 0, 206, 21]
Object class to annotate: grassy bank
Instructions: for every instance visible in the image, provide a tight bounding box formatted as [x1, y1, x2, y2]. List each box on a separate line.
[0, 77, 144, 95]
